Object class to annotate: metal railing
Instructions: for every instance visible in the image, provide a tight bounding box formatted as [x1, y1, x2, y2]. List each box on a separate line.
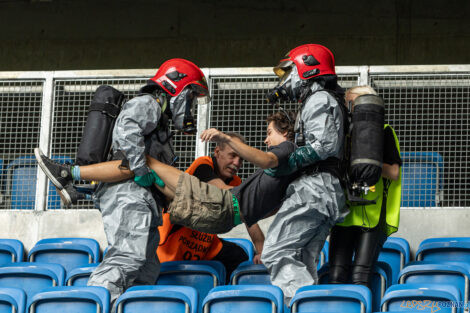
[0, 65, 468, 210]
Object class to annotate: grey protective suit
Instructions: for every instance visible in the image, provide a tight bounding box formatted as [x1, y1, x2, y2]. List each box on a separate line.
[88, 94, 170, 308]
[261, 82, 349, 303]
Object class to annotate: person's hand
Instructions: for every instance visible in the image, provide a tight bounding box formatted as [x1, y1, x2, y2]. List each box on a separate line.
[253, 253, 263, 264]
[135, 170, 165, 188]
[264, 165, 294, 177]
[200, 128, 230, 144]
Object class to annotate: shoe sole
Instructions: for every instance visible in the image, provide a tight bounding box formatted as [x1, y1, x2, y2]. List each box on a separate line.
[57, 188, 72, 208]
[34, 147, 65, 190]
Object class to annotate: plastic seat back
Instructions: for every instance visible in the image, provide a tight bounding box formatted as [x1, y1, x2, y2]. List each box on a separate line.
[230, 262, 270, 285]
[6, 157, 37, 210]
[65, 264, 98, 286]
[203, 285, 283, 313]
[382, 283, 460, 313]
[401, 152, 443, 207]
[320, 240, 329, 269]
[0, 262, 65, 300]
[0, 239, 24, 265]
[116, 285, 198, 313]
[0, 287, 26, 313]
[378, 237, 410, 284]
[223, 238, 254, 261]
[27, 286, 109, 313]
[317, 262, 389, 312]
[291, 284, 372, 313]
[29, 238, 100, 273]
[416, 237, 470, 264]
[5, 156, 73, 210]
[157, 261, 225, 313]
[399, 261, 470, 308]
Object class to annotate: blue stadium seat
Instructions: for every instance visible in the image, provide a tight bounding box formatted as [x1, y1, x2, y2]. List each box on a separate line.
[203, 285, 283, 313]
[0, 287, 26, 313]
[65, 264, 98, 286]
[381, 283, 461, 313]
[28, 238, 100, 273]
[317, 262, 390, 313]
[116, 285, 198, 313]
[157, 261, 225, 313]
[401, 152, 443, 207]
[290, 284, 372, 313]
[320, 240, 329, 268]
[398, 261, 470, 310]
[223, 238, 255, 261]
[416, 237, 470, 263]
[27, 286, 109, 313]
[5, 156, 73, 210]
[5, 156, 38, 210]
[379, 237, 411, 284]
[0, 262, 65, 300]
[230, 262, 270, 285]
[0, 239, 24, 265]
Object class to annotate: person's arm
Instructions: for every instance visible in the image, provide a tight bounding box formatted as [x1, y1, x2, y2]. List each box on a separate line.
[201, 129, 279, 169]
[245, 223, 265, 264]
[265, 92, 341, 177]
[382, 126, 402, 181]
[206, 178, 233, 190]
[383, 163, 399, 181]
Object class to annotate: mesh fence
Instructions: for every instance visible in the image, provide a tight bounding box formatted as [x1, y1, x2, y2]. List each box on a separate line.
[208, 74, 360, 179]
[0, 80, 43, 210]
[51, 78, 197, 209]
[370, 73, 470, 207]
[1, 70, 469, 210]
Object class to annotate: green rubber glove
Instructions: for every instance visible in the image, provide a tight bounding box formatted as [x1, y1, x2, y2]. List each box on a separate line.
[134, 170, 165, 188]
[152, 170, 165, 188]
[264, 145, 320, 177]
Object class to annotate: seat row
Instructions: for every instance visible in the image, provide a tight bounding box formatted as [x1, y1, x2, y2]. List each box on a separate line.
[0, 151, 443, 209]
[0, 283, 463, 313]
[2, 236, 406, 274]
[1, 258, 469, 312]
[0, 237, 265, 272]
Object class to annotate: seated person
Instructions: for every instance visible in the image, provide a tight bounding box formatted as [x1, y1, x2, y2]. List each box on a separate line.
[148, 111, 298, 234]
[35, 111, 296, 234]
[158, 133, 265, 282]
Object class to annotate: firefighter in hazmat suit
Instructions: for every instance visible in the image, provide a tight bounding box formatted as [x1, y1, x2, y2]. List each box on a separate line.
[262, 44, 349, 303]
[35, 58, 210, 310]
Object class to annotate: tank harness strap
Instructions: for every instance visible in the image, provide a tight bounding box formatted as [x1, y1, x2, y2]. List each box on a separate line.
[111, 150, 130, 170]
[302, 157, 347, 187]
[89, 101, 121, 118]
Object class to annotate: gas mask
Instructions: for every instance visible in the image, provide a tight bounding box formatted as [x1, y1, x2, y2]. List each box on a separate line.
[266, 65, 303, 104]
[169, 85, 210, 134]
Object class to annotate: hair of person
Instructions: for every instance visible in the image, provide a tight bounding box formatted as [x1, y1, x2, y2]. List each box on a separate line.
[217, 132, 246, 149]
[346, 85, 378, 98]
[266, 111, 296, 141]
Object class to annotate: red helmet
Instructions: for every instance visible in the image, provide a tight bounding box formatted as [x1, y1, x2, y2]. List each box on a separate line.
[274, 44, 336, 80]
[150, 58, 209, 97]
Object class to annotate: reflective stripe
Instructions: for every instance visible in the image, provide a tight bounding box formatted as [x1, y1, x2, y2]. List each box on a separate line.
[351, 158, 383, 167]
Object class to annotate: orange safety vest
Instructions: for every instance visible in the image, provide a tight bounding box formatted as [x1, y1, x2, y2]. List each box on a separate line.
[157, 156, 241, 262]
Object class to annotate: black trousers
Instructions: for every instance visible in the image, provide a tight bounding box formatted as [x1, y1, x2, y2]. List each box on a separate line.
[212, 239, 248, 282]
[328, 224, 387, 288]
